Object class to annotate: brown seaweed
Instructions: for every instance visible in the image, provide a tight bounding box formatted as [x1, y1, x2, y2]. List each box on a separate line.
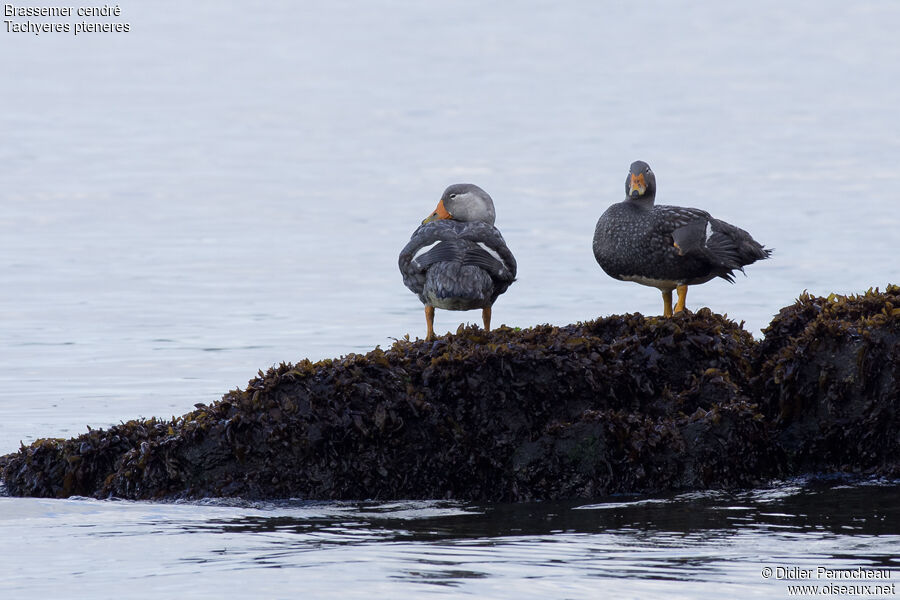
[753, 285, 900, 476]
[2, 286, 898, 501]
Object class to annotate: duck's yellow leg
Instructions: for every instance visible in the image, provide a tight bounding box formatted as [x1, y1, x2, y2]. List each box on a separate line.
[482, 306, 492, 332]
[675, 285, 688, 313]
[662, 289, 674, 317]
[425, 305, 435, 341]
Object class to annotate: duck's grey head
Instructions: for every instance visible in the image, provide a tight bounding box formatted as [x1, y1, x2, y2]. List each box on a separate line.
[626, 160, 656, 200]
[422, 183, 496, 226]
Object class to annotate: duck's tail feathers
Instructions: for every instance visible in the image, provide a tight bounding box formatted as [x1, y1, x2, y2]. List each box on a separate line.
[707, 219, 772, 281]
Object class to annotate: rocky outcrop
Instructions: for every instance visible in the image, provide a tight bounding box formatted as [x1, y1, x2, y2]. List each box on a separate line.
[3, 286, 898, 501]
[754, 287, 900, 477]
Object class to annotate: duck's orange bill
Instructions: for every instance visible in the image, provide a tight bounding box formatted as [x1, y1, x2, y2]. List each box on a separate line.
[629, 173, 646, 196]
[422, 198, 453, 224]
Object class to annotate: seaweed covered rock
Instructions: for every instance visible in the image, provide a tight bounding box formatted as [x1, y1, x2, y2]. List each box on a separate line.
[2, 310, 777, 501]
[754, 285, 900, 476]
[5, 287, 898, 502]
[2, 423, 168, 498]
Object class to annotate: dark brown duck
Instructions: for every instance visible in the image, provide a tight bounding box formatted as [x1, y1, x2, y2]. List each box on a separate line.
[593, 160, 771, 316]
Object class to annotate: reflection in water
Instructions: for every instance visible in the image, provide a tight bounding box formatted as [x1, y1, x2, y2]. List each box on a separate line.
[183, 477, 900, 542]
[138, 479, 897, 587]
[161, 478, 899, 594]
[1, 478, 898, 598]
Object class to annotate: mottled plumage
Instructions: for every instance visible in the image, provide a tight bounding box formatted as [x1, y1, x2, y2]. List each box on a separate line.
[399, 184, 516, 339]
[593, 160, 771, 316]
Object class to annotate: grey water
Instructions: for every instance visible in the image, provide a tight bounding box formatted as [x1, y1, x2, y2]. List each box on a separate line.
[1, 479, 898, 599]
[1, 0, 898, 597]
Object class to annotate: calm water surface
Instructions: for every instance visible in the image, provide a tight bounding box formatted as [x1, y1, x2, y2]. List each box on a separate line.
[1, 479, 898, 599]
[2, 1, 899, 597]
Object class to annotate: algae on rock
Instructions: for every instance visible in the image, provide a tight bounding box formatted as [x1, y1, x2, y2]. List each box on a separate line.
[2, 287, 898, 501]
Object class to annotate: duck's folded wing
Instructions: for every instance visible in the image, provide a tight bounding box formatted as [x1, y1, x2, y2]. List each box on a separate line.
[399, 221, 517, 294]
[460, 223, 517, 283]
[398, 221, 461, 294]
[656, 205, 712, 255]
[462, 245, 514, 282]
[413, 240, 464, 269]
[659, 206, 711, 234]
[664, 207, 771, 282]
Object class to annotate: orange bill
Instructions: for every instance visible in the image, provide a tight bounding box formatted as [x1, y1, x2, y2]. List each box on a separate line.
[422, 198, 453, 224]
[629, 173, 646, 196]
